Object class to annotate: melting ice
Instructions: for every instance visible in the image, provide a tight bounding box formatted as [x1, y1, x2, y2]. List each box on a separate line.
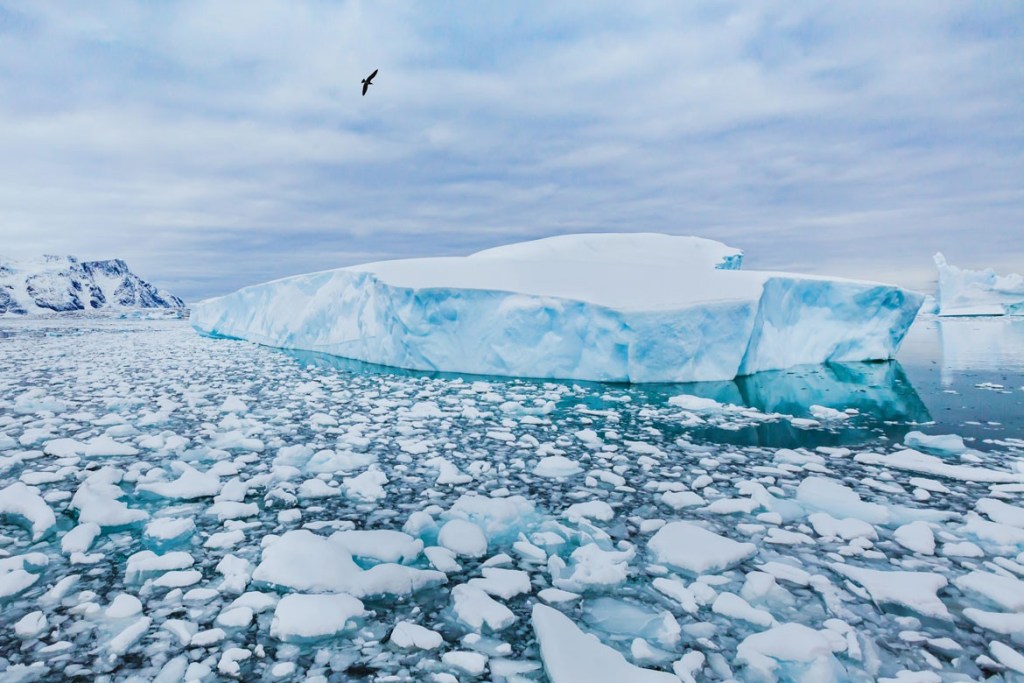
[0, 318, 1023, 681]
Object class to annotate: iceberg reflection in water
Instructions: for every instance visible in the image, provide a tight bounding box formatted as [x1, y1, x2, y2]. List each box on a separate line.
[282, 348, 929, 449]
[937, 316, 1024, 385]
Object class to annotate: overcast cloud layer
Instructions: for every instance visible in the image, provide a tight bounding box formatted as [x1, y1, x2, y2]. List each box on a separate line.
[0, 1, 1021, 301]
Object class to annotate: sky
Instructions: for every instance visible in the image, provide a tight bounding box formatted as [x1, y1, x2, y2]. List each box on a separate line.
[0, 1, 1021, 302]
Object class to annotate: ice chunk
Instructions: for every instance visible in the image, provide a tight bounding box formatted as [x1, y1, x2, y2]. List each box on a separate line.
[893, 521, 935, 555]
[976, 498, 1024, 528]
[735, 622, 844, 683]
[534, 455, 582, 478]
[444, 494, 536, 544]
[903, 431, 966, 455]
[953, 571, 1024, 612]
[390, 620, 443, 650]
[107, 617, 152, 656]
[531, 604, 678, 683]
[797, 477, 889, 525]
[105, 593, 143, 619]
[0, 482, 56, 540]
[451, 583, 516, 632]
[933, 253, 1024, 316]
[438, 519, 488, 558]
[831, 565, 950, 620]
[252, 530, 445, 598]
[72, 469, 149, 528]
[270, 593, 364, 641]
[468, 567, 532, 599]
[144, 518, 196, 544]
[443, 651, 489, 676]
[343, 467, 388, 501]
[648, 522, 756, 575]
[563, 501, 614, 523]
[712, 592, 776, 627]
[137, 464, 220, 499]
[82, 435, 139, 457]
[989, 642, 1024, 675]
[331, 529, 424, 564]
[192, 234, 921, 383]
[854, 449, 1024, 483]
[553, 543, 634, 591]
[14, 611, 47, 639]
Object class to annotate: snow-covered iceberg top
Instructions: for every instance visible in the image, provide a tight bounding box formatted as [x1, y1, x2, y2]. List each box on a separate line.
[934, 253, 1024, 317]
[191, 233, 923, 383]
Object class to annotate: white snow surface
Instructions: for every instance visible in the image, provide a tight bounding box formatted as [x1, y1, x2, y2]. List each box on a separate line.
[934, 253, 1024, 316]
[0, 254, 183, 315]
[191, 233, 922, 382]
[531, 604, 678, 683]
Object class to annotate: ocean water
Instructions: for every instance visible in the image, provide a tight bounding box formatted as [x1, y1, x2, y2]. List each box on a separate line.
[0, 315, 1022, 682]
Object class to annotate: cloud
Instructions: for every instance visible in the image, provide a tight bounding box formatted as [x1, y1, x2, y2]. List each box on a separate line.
[0, 1, 1020, 300]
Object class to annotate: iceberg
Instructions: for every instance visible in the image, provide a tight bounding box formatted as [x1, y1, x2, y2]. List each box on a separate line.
[934, 253, 1024, 316]
[191, 234, 923, 383]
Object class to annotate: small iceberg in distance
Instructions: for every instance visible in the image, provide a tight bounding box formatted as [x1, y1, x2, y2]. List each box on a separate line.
[934, 252, 1024, 317]
[191, 233, 923, 383]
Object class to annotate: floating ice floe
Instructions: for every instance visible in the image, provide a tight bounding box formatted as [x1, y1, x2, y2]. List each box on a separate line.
[2, 316, 1024, 682]
[192, 233, 922, 382]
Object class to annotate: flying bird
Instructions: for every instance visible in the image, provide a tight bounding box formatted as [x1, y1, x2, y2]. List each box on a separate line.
[361, 68, 378, 96]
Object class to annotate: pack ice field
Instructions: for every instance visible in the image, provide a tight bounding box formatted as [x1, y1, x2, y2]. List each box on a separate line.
[0, 317, 1023, 682]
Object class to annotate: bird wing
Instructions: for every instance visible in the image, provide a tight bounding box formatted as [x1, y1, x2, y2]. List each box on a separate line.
[367, 68, 378, 82]
[362, 81, 369, 96]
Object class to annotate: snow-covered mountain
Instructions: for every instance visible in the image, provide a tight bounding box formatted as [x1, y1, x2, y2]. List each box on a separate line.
[0, 255, 184, 315]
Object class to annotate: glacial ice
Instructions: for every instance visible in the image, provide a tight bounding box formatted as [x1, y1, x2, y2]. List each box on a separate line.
[934, 253, 1024, 316]
[191, 233, 923, 382]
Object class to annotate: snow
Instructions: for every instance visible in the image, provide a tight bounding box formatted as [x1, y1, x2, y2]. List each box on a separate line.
[953, 570, 1024, 612]
[437, 519, 488, 558]
[0, 254, 184, 316]
[533, 455, 582, 478]
[894, 521, 936, 555]
[903, 431, 967, 455]
[0, 482, 56, 540]
[389, 621, 443, 650]
[648, 522, 757, 575]
[269, 593, 364, 641]
[853, 449, 1024, 483]
[831, 565, 951, 620]
[735, 622, 844, 683]
[251, 530, 446, 598]
[191, 233, 922, 383]
[933, 253, 1024, 316]
[3, 314, 1023, 681]
[531, 604, 678, 683]
[451, 583, 516, 631]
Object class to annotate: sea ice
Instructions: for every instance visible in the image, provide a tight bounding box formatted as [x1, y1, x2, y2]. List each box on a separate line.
[531, 604, 678, 683]
[648, 522, 756, 575]
[269, 593, 365, 641]
[933, 253, 1024, 316]
[735, 622, 844, 683]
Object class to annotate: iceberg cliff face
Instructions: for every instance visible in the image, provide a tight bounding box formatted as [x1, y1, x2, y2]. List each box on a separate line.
[191, 234, 922, 383]
[934, 253, 1024, 317]
[0, 255, 184, 316]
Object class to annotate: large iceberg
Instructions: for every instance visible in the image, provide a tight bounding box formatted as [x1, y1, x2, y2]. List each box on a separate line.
[933, 253, 1024, 317]
[191, 234, 922, 383]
